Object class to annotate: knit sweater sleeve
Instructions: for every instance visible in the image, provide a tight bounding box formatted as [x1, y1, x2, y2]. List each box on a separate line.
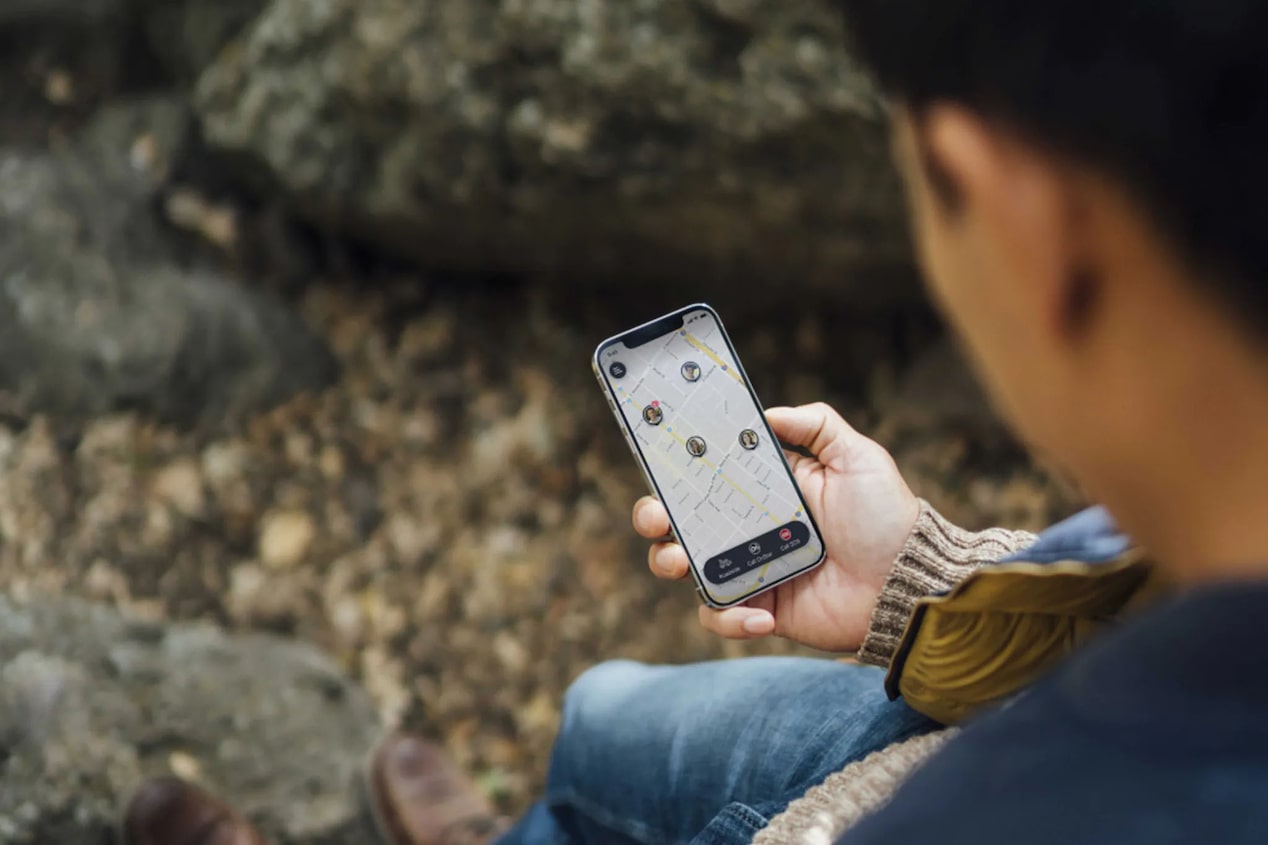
[855, 499, 1038, 669]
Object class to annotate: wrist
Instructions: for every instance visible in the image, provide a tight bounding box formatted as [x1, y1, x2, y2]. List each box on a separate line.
[855, 500, 1038, 668]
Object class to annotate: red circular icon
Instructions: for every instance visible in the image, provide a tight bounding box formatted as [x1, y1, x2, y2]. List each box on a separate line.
[779, 528, 792, 541]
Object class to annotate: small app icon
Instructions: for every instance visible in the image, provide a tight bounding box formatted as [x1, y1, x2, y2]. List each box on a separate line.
[779, 528, 793, 542]
[686, 436, 707, 458]
[643, 404, 664, 425]
[681, 361, 702, 382]
[748, 541, 762, 555]
[739, 429, 759, 450]
[609, 362, 627, 379]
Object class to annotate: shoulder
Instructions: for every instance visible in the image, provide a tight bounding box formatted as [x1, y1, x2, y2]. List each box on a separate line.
[849, 583, 1268, 845]
[843, 680, 1268, 844]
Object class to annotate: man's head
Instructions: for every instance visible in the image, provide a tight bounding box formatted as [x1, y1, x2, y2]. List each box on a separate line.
[837, 0, 1268, 550]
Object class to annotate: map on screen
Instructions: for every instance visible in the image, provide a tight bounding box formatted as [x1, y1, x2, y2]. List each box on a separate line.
[598, 307, 824, 605]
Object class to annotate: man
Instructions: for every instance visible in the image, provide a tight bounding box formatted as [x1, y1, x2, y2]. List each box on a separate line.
[123, 0, 1268, 842]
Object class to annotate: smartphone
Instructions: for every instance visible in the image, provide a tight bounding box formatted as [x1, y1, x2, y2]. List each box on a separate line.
[593, 304, 827, 608]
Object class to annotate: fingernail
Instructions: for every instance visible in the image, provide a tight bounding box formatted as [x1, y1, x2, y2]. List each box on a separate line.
[654, 547, 673, 572]
[742, 614, 771, 635]
[634, 503, 651, 532]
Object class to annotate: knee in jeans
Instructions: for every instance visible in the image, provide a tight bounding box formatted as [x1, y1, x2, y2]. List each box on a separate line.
[546, 661, 654, 797]
[558, 660, 646, 743]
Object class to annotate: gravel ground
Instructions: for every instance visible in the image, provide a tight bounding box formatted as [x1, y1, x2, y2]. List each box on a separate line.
[0, 276, 1080, 815]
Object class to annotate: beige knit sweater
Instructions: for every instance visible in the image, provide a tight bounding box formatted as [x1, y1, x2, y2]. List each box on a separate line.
[751, 501, 1037, 845]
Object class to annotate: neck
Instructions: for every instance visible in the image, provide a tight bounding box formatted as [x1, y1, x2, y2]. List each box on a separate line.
[1090, 292, 1268, 585]
[1134, 430, 1268, 585]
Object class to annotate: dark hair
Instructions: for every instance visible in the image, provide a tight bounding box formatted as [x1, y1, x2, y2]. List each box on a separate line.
[837, 0, 1268, 329]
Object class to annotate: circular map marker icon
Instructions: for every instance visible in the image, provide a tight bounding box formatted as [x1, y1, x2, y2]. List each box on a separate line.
[685, 436, 707, 458]
[681, 361, 702, 382]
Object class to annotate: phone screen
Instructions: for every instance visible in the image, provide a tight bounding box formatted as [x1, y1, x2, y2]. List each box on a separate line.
[596, 306, 825, 606]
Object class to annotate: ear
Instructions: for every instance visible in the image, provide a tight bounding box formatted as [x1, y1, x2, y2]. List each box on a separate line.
[921, 105, 1097, 342]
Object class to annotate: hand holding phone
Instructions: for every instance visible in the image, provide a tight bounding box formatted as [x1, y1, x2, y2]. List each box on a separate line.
[634, 402, 921, 652]
[593, 304, 923, 649]
[596, 305, 828, 608]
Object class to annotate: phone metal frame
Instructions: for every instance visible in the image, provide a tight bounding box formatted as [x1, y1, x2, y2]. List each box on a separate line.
[592, 303, 827, 608]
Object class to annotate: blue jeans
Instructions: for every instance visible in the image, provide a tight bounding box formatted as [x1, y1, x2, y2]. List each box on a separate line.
[496, 657, 937, 845]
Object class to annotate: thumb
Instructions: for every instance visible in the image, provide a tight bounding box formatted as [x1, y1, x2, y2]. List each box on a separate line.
[766, 403, 864, 471]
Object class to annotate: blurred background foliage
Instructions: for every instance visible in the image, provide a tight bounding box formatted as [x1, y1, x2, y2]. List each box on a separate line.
[0, 1, 1079, 842]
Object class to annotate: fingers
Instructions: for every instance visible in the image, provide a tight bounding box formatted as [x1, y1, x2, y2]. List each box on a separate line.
[632, 496, 670, 539]
[766, 403, 861, 471]
[781, 449, 805, 475]
[648, 542, 690, 580]
[636, 492, 776, 634]
[636, 498, 688, 580]
[698, 605, 776, 638]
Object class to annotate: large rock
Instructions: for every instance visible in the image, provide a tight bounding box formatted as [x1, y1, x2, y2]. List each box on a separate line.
[195, 0, 913, 302]
[0, 596, 381, 845]
[0, 97, 337, 427]
[0, 0, 267, 109]
[141, 0, 271, 81]
[0, 0, 123, 26]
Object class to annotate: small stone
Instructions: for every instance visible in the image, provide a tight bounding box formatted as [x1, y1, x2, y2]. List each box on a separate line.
[168, 751, 202, 781]
[164, 190, 239, 249]
[152, 458, 206, 518]
[130, 133, 159, 174]
[318, 444, 345, 480]
[285, 431, 314, 466]
[384, 512, 438, 564]
[83, 560, 129, 603]
[259, 510, 316, 570]
[492, 632, 527, 672]
[202, 442, 249, 486]
[141, 504, 176, 547]
[228, 564, 267, 619]
[328, 596, 364, 647]
[44, 70, 74, 105]
[228, 564, 309, 627]
[518, 690, 561, 736]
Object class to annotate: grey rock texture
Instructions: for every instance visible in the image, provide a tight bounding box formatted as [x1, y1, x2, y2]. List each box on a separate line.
[196, 0, 912, 301]
[0, 0, 267, 97]
[0, 0, 133, 114]
[141, 0, 270, 81]
[0, 0, 123, 27]
[0, 596, 381, 845]
[0, 97, 337, 428]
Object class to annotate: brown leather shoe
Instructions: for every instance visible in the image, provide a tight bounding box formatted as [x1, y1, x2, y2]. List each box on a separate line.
[366, 732, 510, 845]
[121, 777, 269, 845]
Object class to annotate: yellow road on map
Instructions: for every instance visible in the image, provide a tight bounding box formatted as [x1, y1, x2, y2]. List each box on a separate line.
[683, 332, 743, 385]
[652, 420, 784, 600]
[657, 426, 784, 528]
